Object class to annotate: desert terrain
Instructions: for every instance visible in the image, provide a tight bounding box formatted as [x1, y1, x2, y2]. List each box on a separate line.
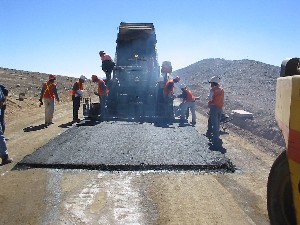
[0, 63, 284, 224]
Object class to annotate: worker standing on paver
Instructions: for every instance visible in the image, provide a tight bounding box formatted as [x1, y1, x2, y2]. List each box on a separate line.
[71, 75, 86, 122]
[91, 75, 109, 120]
[163, 76, 180, 121]
[206, 76, 224, 144]
[177, 86, 197, 125]
[0, 84, 8, 133]
[39, 75, 60, 126]
[0, 86, 12, 165]
[99, 50, 115, 81]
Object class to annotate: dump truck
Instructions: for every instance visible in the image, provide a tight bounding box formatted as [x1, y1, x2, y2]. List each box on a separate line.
[106, 22, 163, 120]
[267, 57, 300, 225]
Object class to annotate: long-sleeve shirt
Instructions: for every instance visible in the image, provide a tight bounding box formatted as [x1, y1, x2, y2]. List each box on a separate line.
[0, 85, 8, 97]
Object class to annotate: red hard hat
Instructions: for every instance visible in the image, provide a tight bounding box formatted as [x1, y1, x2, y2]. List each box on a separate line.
[91, 75, 98, 82]
[49, 74, 56, 80]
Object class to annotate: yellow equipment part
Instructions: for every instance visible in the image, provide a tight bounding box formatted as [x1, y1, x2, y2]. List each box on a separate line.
[275, 75, 300, 224]
[288, 159, 300, 223]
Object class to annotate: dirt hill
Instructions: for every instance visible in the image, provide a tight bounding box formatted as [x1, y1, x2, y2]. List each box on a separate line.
[172, 58, 284, 146]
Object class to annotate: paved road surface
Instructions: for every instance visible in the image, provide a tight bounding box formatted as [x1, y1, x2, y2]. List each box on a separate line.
[19, 120, 233, 172]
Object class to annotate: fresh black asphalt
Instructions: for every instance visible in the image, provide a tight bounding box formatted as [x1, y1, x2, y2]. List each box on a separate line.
[18, 120, 234, 172]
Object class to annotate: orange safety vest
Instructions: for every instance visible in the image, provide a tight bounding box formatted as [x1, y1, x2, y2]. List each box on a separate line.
[183, 88, 196, 103]
[163, 79, 174, 95]
[97, 79, 109, 95]
[208, 86, 224, 107]
[70, 81, 84, 96]
[43, 81, 56, 99]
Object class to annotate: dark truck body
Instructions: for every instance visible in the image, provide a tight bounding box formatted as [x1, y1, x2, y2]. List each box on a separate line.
[106, 22, 162, 120]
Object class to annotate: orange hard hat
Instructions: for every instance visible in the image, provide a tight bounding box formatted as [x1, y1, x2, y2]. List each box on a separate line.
[49, 74, 56, 80]
[91, 75, 98, 82]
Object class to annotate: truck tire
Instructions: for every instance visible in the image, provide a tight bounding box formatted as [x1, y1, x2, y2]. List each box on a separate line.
[267, 150, 296, 225]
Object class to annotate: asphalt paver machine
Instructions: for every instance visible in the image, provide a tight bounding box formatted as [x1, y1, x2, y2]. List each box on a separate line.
[106, 22, 162, 121]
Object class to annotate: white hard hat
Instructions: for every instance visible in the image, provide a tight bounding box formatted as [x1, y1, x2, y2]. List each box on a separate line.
[80, 75, 87, 80]
[209, 76, 220, 84]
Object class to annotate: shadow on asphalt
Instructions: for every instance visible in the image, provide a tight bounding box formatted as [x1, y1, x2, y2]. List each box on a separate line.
[58, 121, 77, 128]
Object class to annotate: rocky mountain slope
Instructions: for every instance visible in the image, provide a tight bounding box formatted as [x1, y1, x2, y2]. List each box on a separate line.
[172, 58, 284, 146]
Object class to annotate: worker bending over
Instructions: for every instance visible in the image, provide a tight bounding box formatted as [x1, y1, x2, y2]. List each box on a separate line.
[39, 75, 60, 126]
[99, 51, 115, 81]
[71, 75, 86, 122]
[163, 76, 180, 121]
[91, 75, 109, 120]
[177, 86, 197, 125]
[207, 76, 224, 144]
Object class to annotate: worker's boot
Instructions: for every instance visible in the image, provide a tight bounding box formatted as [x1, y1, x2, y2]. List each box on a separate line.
[1, 154, 13, 165]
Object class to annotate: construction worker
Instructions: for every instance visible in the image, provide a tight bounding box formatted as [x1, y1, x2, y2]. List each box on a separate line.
[163, 76, 180, 120]
[71, 75, 86, 122]
[0, 86, 12, 165]
[206, 76, 224, 144]
[177, 86, 197, 125]
[99, 50, 115, 81]
[91, 75, 109, 119]
[0, 84, 8, 133]
[39, 75, 60, 126]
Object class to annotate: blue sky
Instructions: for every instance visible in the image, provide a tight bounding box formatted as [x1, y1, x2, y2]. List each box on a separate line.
[0, 0, 299, 78]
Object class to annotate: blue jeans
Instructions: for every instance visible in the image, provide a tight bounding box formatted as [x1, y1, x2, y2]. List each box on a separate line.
[99, 93, 108, 117]
[0, 123, 8, 157]
[207, 105, 222, 141]
[0, 108, 5, 133]
[180, 101, 196, 123]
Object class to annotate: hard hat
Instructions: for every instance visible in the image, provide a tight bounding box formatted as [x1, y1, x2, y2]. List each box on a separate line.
[91, 75, 98, 82]
[173, 76, 180, 82]
[80, 75, 87, 81]
[209, 76, 220, 84]
[48, 74, 56, 80]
